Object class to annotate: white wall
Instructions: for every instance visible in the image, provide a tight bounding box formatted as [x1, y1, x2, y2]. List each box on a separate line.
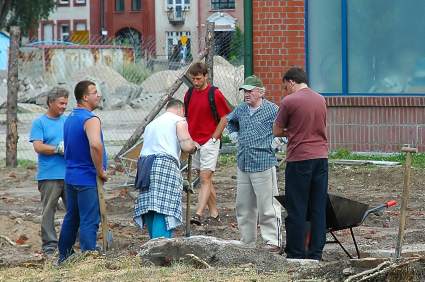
[155, 0, 200, 60]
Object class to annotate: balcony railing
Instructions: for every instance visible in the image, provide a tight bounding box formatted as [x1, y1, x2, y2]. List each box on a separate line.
[167, 7, 188, 25]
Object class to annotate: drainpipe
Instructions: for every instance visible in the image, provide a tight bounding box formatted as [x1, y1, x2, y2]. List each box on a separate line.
[243, 0, 253, 77]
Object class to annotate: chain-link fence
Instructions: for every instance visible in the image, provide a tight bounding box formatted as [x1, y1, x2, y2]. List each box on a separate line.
[0, 23, 245, 162]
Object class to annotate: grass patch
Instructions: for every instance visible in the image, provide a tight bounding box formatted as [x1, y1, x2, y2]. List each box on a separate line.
[0, 159, 37, 169]
[330, 148, 425, 168]
[0, 254, 290, 281]
[218, 153, 237, 167]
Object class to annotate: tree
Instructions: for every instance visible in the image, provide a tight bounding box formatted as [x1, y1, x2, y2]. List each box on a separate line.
[0, 0, 55, 35]
[228, 26, 244, 66]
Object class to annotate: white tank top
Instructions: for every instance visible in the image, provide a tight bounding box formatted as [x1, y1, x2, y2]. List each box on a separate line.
[140, 111, 185, 163]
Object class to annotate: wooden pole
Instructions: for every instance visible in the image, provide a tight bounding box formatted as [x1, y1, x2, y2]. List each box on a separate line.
[114, 51, 207, 161]
[394, 146, 417, 259]
[185, 154, 192, 237]
[205, 22, 215, 84]
[6, 26, 20, 168]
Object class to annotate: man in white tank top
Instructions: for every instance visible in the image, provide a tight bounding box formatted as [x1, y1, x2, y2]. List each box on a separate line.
[134, 99, 199, 239]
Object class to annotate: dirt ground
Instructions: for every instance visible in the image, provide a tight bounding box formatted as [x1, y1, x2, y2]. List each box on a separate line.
[1, 160, 425, 269]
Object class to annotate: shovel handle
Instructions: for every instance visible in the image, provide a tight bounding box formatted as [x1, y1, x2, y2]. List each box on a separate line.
[185, 155, 192, 237]
[97, 176, 109, 251]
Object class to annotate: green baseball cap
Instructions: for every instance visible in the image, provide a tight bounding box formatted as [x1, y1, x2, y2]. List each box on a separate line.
[239, 75, 264, 91]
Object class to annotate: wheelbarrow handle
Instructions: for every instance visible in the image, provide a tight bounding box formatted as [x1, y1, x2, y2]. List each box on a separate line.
[361, 200, 397, 224]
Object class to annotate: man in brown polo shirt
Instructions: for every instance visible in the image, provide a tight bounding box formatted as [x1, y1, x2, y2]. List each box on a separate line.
[273, 67, 328, 260]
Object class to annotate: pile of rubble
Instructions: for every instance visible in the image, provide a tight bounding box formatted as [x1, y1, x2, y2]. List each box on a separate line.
[0, 56, 244, 113]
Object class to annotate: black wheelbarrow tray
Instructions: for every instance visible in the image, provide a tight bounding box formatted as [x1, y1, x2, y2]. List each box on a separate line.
[275, 193, 397, 259]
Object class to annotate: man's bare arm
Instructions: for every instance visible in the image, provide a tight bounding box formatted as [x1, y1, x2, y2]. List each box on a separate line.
[212, 116, 228, 139]
[176, 120, 198, 153]
[273, 123, 288, 137]
[85, 117, 107, 181]
[32, 141, 56, 155]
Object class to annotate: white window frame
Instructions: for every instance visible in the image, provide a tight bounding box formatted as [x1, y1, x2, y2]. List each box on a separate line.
[59, 0, 70, 4]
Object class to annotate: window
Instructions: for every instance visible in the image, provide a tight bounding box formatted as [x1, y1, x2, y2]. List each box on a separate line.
[75, 22, 87, 31]
[307, 0, 425, 95]
[167, 0, 190, 12]
[211, 0, 235, 10]
[166, 31, 191, 60]
[74, 0, 86, 5]
[60, 24, 70, 41]
[42, 23, 54, 41]
[58, 0, 70, 5]
[115, 0, 124, 12]
[131, 0, 141, 10]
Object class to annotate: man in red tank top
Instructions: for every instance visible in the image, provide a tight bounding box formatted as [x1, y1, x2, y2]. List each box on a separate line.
[184, 62, 231, 225]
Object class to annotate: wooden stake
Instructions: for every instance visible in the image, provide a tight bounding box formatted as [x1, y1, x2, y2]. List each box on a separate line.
[395, 146, 417, 259]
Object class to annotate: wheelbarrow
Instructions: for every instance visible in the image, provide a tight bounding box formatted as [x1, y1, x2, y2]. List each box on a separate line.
[275, 194, 397, 259]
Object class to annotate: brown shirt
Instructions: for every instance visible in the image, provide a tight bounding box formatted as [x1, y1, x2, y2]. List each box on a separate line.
[275, 88, 328, 162]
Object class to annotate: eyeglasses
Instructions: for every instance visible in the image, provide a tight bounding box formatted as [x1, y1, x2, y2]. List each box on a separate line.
[87, 91, 98, 96]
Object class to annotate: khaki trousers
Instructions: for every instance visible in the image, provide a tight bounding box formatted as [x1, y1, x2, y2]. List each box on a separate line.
[236, 166, 282, 247]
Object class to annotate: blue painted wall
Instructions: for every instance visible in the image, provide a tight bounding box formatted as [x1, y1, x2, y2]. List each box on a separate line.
[0, 32, 10, 70]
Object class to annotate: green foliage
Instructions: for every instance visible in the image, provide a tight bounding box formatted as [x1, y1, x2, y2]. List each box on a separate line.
[118, 62, 152, 85]
[228, 26, 244, 66]
[218, 153, 236, 166]
[0, 0, 56, 35]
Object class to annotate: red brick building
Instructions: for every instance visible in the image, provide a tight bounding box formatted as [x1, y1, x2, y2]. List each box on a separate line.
[252, 0, 425, 152]
[90, 0, 155, 46]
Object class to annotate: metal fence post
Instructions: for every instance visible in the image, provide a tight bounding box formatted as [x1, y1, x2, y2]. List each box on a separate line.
[6, 26, 20, 167]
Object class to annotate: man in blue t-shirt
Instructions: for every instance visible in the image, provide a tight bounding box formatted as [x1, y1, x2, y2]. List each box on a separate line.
[58, 80, 107, 264]
[29, 87, 69, 256]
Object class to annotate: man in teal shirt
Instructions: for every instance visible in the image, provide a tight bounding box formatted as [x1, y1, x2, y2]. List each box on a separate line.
[29, 87, 69, 256]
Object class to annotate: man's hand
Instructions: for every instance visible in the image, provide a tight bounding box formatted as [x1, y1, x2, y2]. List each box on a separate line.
[98, 170, 108, 182]
[228, 132, 238, 143]
[55, 141, 64, 155]
[191, 142, 201, 154]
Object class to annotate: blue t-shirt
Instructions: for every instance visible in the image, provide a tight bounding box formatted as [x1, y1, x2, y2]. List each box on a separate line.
[29, 114, 67, 180]
[64, 108, 107, 187]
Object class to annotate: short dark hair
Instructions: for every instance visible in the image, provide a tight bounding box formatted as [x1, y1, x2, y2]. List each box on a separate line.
[74, 80, 95, 102]
[282, 67, 308, 84]
[188, 61, 208, 76]
[47, 87, 69, 106]
[166, 98, 184, 110]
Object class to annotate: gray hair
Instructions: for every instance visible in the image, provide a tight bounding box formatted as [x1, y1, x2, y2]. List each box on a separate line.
[257, 87, 266, 97]
[47, 87, 69, 106]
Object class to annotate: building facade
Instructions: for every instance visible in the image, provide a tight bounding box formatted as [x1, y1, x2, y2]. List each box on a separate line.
[252, 0, 425, 152]
[155, 0, 198, 62]
[198, 0, 243, 57]
[90, 0, 155, 49]
[37, 0, 90, 42]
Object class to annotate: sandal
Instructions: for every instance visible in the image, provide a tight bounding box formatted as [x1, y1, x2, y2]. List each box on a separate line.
[190, 214, 202, 226]
[206, 214, 221, 226]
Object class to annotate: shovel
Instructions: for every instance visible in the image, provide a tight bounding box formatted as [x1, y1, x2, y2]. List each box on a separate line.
[185, 154, 193, 237]
[97, 176, 113, 251]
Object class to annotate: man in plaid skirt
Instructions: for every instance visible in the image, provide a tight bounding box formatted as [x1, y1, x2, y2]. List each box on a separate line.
[134, 99, 198, 239]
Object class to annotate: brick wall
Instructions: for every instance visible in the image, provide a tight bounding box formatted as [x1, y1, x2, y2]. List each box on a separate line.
[252, 0, 424, 152]
[326, 97, 425, 152]
[252, 0, 305, 104]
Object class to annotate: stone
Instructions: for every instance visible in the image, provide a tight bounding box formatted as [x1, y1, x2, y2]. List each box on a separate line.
[139, 235, 287, 271]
